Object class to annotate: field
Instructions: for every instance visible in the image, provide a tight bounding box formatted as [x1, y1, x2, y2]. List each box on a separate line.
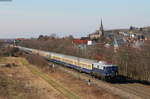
[0, 57, 119, 99]
[0, 57, 67, 99]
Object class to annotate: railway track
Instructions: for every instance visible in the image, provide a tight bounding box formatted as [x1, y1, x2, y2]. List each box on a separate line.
[21, 58, 80, 99]
[55, 64, 150, 99]
[114, 84, 150, 99]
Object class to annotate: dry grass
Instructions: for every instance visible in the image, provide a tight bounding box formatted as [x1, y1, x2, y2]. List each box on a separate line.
[21, 57, 80, 99]
[48, 69, 120, 99]
[0, 57, 66, 99]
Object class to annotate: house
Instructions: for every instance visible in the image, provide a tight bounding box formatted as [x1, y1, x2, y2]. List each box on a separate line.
[72, 39, 88, 45]
[89, 31, 101, 40]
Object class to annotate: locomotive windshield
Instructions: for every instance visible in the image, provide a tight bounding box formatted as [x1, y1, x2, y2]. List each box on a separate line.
[104, 66, 118, 72]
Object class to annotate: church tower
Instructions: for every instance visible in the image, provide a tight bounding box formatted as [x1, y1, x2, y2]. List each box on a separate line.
[99, 19, 104, 36]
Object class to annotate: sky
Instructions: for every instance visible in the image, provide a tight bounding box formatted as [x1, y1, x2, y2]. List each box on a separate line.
[0, 0, 150, 38]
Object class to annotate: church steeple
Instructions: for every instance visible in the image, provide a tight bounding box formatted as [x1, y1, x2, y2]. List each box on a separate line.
[99, 19, 104, 36]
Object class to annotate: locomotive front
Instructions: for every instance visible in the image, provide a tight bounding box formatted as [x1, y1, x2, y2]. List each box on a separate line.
[103, 65, 118, 78]
[92, 61, 118, 79]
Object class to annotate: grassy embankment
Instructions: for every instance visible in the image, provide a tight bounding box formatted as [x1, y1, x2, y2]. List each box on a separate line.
[21, 58, 80, 99]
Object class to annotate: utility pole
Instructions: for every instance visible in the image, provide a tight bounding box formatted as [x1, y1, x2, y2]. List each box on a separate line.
[126, 50, 128, 77]
[114, 35, 119, 53]
[77, 46, 80, 79]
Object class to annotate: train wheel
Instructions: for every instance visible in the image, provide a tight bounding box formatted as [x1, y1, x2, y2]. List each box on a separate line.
[101, 76, 106, 81]
[90, 72, 94, 77]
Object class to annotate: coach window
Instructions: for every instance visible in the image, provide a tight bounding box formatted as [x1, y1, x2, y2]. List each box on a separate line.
[97, 65, 100, 69]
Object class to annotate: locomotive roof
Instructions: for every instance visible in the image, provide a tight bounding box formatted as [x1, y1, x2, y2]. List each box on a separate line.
[93, 61, 117, 67]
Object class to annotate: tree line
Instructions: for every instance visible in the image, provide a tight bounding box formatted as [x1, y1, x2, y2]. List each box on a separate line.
[18, 35, 150, 82]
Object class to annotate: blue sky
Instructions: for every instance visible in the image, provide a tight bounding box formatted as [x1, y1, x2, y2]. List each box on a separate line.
[0, 0, 150, 38]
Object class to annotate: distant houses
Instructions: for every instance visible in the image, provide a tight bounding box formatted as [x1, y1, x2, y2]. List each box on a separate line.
[72, 20, 148, 50]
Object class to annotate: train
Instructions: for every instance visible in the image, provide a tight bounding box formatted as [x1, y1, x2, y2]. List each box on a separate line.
[16, 46, 118, 80]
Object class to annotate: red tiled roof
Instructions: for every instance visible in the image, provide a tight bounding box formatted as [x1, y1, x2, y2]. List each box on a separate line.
[72, 39, 88, 44]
